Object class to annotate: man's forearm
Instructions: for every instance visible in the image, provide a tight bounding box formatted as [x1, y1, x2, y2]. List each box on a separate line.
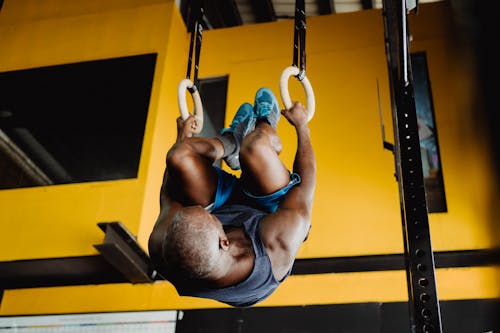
[293, 125, 316, 206]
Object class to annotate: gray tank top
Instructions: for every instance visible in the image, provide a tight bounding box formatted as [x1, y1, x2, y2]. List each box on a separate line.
[176, 204, 291, 307]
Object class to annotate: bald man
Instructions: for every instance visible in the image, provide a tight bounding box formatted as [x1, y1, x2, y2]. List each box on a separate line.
[148, 88, 316, 307]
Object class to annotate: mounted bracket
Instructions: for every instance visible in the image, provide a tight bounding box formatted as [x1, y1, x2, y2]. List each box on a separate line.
[94, 222, 157, 284]
[377, 79, 395, 154]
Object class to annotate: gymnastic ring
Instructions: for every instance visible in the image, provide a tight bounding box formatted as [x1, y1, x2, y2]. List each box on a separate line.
[178, 78, 203, 134]
[279, 66, 315, 122]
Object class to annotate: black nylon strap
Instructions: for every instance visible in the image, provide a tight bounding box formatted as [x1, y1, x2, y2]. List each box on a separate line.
[192, 21, 203, 87]
[292, 0, 306, 79]
[186, 0, 203, 88]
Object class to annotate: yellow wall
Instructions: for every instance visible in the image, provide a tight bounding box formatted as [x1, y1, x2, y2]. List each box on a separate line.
[0, 0, 498, 314]
[0, 0, 178, 260]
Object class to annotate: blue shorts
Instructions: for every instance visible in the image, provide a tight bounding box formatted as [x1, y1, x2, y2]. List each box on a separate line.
[210, 167, 301, 213]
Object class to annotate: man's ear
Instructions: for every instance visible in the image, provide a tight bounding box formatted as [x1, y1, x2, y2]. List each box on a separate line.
[219, 238, 229, 251]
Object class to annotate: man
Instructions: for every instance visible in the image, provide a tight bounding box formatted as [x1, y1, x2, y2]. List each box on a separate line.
[148, 87, 316, 307]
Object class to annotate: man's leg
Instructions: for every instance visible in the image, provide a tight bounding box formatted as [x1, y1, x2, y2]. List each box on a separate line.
[239, 121, 291, 196]
[239, 87, 289, 195]
[221, 103, 256, 170]
[165, 135, 224, 207]
[165, 103, 254, 207]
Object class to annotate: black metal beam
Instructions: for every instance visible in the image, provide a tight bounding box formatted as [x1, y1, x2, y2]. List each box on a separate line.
[292, 249, 500, 274]
[2, 249, 499, 290]
[382, 0, 443, 332]
[361, 0, 374, 10]
[94, 222, 156, 283]
[203, 0, 242, 28]
[179, 0, 212, 30]
[179, 0, 190, 28]
[252, 0, 277, 23]
[317, 0, 333, 15]
[0, 256, 126, 289]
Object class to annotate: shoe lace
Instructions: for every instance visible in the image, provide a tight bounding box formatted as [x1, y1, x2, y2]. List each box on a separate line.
[256, 102, 272, 117]
[231, 119, 241, 128]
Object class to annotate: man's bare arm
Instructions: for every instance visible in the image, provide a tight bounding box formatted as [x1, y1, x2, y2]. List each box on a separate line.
[157, 115, 197, 217]
[261, 102, 316, 279]
[148, 116, 197, 256]
[280, 103, 316, 218]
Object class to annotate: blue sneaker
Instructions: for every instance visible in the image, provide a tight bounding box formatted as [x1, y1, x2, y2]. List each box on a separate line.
[220, 103, 256, 170]
[254, 87, 280, 129]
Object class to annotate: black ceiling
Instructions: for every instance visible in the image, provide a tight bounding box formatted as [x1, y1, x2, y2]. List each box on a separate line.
[178, 0, 376, 30]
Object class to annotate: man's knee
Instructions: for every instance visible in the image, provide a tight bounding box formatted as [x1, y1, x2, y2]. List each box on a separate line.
[240, 124, 281, 158]
[166, 141, 194, 171]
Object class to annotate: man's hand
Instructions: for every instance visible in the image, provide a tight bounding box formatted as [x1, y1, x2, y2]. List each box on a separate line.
[176, 116, 197, 142]
[281, 101, 309, 129]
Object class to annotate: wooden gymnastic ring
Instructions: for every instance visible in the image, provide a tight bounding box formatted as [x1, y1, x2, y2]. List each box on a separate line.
[178, 78, 203, 134]
[279, 66, 315, 121]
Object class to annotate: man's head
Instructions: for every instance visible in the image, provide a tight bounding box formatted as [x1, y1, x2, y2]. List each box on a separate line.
[149, 206, 228, 281]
